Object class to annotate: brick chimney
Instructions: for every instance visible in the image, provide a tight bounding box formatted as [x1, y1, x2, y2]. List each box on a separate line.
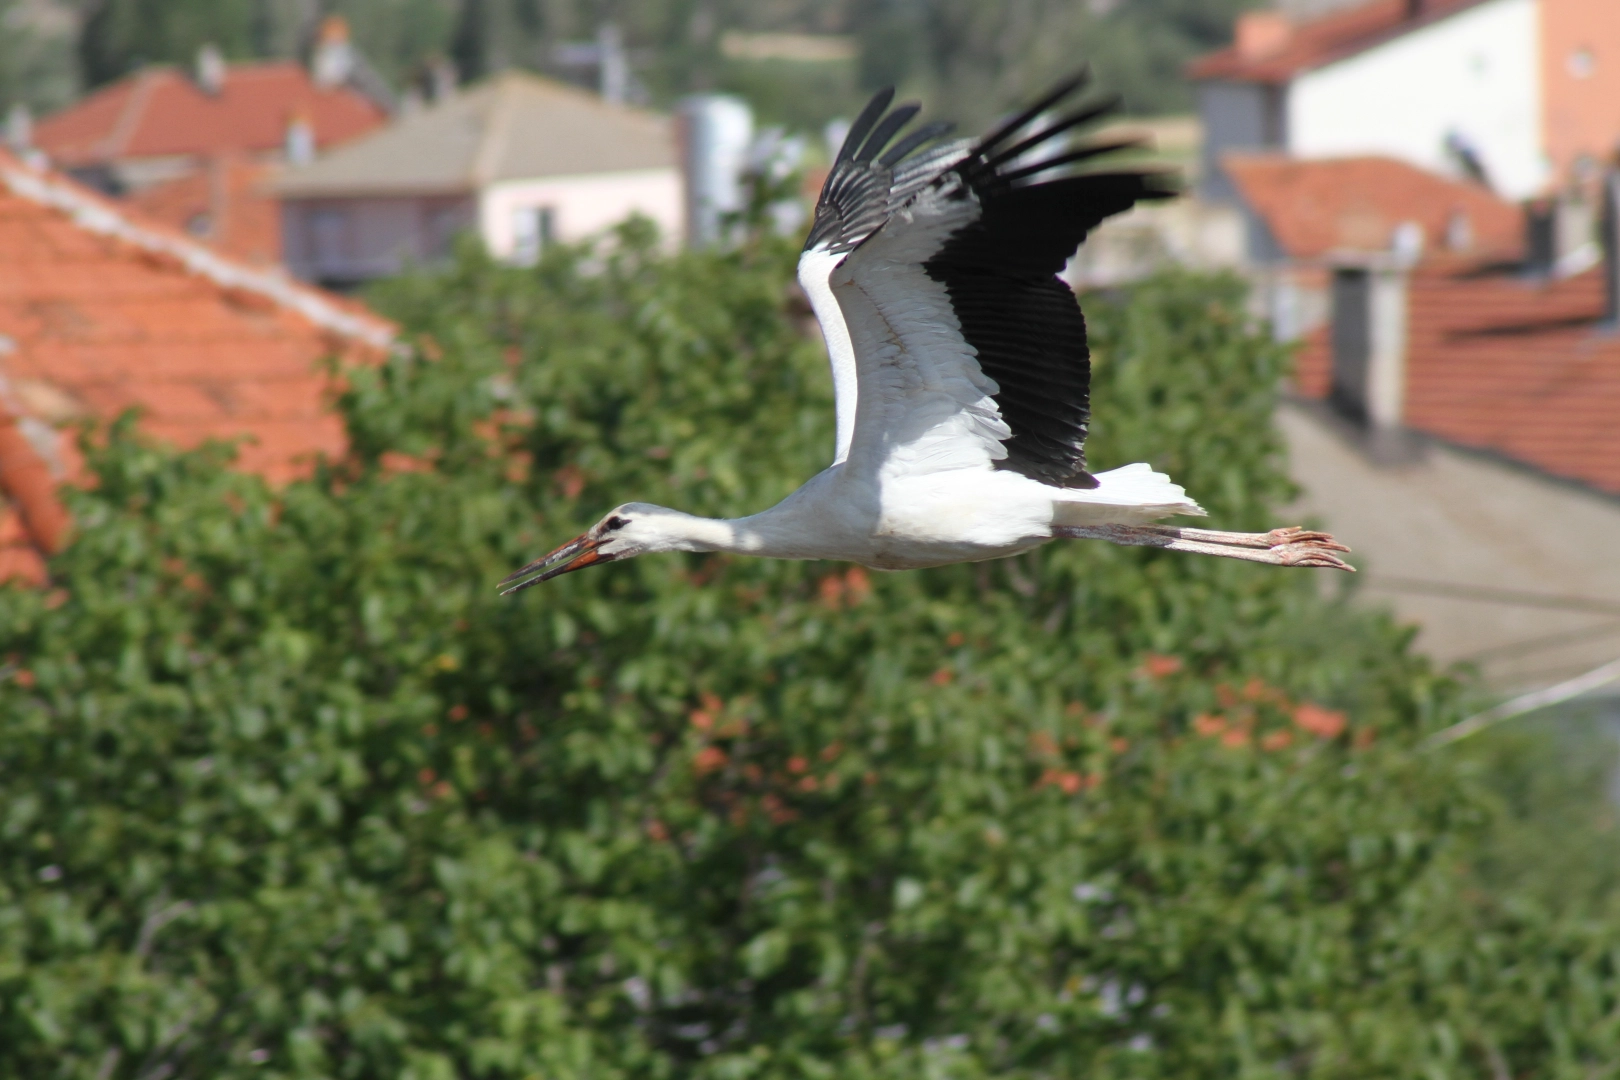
[1235, 12, 1292, 59]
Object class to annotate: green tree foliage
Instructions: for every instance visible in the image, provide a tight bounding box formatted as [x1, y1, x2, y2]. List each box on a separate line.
[3, 232, 1619, 1077]
[0, 0, 80, 115]
[68, 0, 1255, 124]
[852, 0, 1264, 124]
[75, 0, 458, 91]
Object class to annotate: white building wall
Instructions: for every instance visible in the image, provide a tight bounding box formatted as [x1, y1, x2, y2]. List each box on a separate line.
[478, 168, 684, 261]
[1288, 0, 1546, 199]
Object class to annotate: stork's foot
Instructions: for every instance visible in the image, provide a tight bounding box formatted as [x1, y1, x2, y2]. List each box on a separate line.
[1054, 523, 1354, 571]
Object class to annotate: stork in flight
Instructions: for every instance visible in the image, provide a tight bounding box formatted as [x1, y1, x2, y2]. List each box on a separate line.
[501, 73, 1350, 594]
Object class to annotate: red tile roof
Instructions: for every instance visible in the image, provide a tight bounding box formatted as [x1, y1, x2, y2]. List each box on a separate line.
[1189, 0, 1492, 84]
[126, 155, 282, 266]
[0, 148, 392, 580]
[1295, 263, 1620, 494]
[34, 62, 385, 169]
[1225, 154, 1522, 260]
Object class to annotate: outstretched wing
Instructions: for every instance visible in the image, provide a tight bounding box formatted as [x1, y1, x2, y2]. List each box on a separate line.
[799, 90, 968, 465]
[820, 72, 1176, 488]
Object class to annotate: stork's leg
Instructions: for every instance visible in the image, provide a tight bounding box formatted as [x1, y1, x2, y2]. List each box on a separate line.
[1053, 524, 1354, 571]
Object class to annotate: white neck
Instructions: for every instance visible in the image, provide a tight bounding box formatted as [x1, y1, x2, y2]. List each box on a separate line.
[636, 497, 838, 561]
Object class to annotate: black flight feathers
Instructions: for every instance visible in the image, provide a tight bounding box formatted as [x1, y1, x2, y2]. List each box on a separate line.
[805, 69, 1178, 489]
[802, 87, 959, 254]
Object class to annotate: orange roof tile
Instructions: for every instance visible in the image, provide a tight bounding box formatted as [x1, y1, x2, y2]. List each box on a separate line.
[1226, 154, 1523, 260]
[126, 156, 282, 265]
[1295, 263, 1620, 494]
[35, 62, 385, 169]
[1189, 0, 1493, 85]
[0, 147, 392, 577]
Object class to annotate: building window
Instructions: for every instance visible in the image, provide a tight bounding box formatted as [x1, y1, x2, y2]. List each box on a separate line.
[511, 205, 555, 267]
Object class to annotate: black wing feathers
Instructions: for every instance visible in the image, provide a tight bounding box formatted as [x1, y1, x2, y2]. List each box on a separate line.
[926, 72, 1175, 488]
[805, 91, 955, 254]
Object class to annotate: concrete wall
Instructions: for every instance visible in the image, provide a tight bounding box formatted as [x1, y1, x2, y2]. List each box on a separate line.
[478, 168, 684, 263]
[281, 194, 476, 285]
[1280, 402, 1620, 693]
[1289, 0, 1546, 198]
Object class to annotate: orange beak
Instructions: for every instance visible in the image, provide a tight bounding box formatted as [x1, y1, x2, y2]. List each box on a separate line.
[499, 533, 618, 595]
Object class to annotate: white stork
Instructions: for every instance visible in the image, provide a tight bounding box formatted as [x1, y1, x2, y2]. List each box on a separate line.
[501, 73, 1350, 594]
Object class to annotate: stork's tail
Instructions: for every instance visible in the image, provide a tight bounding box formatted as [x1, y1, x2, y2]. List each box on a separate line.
[1052, 463, 1206, 526]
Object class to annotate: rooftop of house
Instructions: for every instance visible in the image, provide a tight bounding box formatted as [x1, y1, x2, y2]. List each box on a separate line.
[1294, 261, 1620, 496]
[274, 70, 675, 199]
[126, 155, 283, 266]
[33, 60, 387, 169]
[1189, 0, 1493, 85]
[1225, 153, 1523, 260]
[0, 148, 393, 581]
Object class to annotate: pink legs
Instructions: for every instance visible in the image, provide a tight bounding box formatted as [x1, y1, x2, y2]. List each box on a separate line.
[1053, 524, 1354, 571]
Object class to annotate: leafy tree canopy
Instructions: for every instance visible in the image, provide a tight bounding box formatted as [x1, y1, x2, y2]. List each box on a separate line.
[64, 0, 1256, 120]
[1, 230, 1617, 1077]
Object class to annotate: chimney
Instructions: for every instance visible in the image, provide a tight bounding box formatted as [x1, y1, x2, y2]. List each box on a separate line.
[1602, 167, 1620, 325]
[313, 15, 355, 88]
[677, 95, 754, 247]
[597, 24, 628, 104]
[1235, 12, 1291, 59]
[285, 111, 316, 166]
[196, 43, 227, 95]
[4, 103, 31, 153]
[1329, 252, 1413, 452]
[427, 56, 457, 103]
[1523, 193, 1595, 278]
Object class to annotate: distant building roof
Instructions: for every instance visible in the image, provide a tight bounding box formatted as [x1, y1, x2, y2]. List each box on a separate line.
[126, 155, 283, 266]
[34, 61, 386, 169]
[1189, 0, 1494, 85]
[1295, 263, 1620, 495]
[0, 148, 392, 580]
[275, 71, 675, 199]
[1225, 154, 1522, 260]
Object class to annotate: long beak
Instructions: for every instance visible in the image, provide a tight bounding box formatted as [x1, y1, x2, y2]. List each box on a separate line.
[499, 533, 617, 595]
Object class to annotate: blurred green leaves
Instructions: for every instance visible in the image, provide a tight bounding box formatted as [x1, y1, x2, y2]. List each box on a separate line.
[0, 231, 1616, 1077]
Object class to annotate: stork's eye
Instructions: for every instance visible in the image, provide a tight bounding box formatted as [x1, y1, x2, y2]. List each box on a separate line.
[603, 516, 627, 531]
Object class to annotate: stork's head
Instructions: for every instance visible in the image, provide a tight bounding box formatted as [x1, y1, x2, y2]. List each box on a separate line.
[499, 503, 704, 594]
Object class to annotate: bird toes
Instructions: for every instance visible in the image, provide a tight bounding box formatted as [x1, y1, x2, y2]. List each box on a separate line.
[1272, 542, 1356, 571]
[1266, 526, 1351, 552]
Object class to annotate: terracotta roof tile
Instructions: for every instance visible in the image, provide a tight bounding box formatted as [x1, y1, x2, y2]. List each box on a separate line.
[35, 62, 385, 169]
[1189, 0, 1492, 84]
[0, 148, 393, 577]
[1226, 154, 1522, 260]
[126, 156, 282, 265]
[1295, 263, 1620, 494]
